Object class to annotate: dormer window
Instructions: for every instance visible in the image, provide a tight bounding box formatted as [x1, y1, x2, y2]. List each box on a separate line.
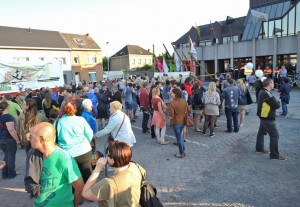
[74, 38, 86, 45]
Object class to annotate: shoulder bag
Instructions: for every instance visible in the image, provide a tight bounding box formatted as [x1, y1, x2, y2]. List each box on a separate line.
[132, 162, 164, 207]
[107, 113, 125, 142]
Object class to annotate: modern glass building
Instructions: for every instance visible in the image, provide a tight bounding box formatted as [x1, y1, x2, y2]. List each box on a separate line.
[172, 0, 300, 77]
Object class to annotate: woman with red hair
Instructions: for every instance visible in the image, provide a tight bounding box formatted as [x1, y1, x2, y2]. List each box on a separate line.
[56, 101, 94, 183]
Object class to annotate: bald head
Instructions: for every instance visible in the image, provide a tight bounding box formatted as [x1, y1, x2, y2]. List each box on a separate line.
[32, 122, 56, 143]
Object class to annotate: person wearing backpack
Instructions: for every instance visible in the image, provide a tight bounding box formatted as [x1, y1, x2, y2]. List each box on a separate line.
[237, 79, 248, 128]
[82, 141, 146, 206]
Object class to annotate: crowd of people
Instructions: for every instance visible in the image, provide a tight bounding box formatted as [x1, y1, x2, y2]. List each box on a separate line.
[0, 68, 291, 206]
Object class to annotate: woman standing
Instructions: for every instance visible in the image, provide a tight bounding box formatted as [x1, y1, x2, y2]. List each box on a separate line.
[43, 92, 59, 119]
[56, 101, 94, 183]
[0, 101, 20, 179]
[82, 141, 145, 206]
[192, 83, 205, 132]
[170, 88, 190, 158]
[237, 79, 248, 128]
[95, 101, 136, 147]
[17, 98, 45, 154]
[151, 87, 169, 145]
[202, 82, 220, 137]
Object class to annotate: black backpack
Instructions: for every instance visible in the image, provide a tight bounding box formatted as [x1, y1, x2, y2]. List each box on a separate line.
[133, 162, 164, 207]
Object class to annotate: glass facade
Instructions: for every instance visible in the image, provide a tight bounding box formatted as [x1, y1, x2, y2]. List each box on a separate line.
[241, 1, 300, 40]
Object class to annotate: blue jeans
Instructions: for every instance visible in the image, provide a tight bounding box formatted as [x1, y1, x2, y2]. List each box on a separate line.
[173, 124, 185, 154]
[281, 100, 287, 115]
[0, 139, 17, 179]
[256, 119, 279, 159]
[225, 107, 239, 132]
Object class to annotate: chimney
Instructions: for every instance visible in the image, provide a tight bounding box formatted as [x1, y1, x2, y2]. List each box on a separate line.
[86, 33, 89, 36]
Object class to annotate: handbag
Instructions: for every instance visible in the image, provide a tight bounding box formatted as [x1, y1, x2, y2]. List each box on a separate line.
[246, 90, 253, 105]
[185, 104, 193, 127]
[133, 162, 164, 207]
[107, 113, 125, 142]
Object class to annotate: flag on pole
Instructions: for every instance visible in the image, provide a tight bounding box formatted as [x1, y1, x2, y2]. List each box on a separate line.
[194, 23, 201, 37]
[189, 37, 197, 55]
[183, 60, 188, 71]
[210, 20, 216, 38]
[156, 58, 163, 72]
[251, 10, 269, 23]
[169, 62, 175, 72]
[189, 59, 194, 73]
[174, 52, 181, 72]
[163, 58, 169, 73]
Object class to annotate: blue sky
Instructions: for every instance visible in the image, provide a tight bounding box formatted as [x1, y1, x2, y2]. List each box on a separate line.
[0, 0, 249, 56]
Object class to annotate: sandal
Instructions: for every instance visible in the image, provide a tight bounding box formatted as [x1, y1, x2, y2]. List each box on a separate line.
[159, 141, 169, 145]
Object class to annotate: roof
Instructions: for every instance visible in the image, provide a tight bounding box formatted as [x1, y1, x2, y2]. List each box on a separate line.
[111, 45, 152, 57]
[0, 26, 69, 49]
[172, 16, 246, 44]
[60, 33, 101, 50]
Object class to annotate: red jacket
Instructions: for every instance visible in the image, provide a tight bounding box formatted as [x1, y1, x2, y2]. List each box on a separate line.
[139, 87, 149, 110]
[184, 83, 193, 97]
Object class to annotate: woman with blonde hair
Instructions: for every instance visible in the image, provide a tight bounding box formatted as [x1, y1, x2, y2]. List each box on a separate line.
[151, 87, 169, 145]
[202, 82, 220, 137]
[95, 101, 136, 147]
[237, 78, 248, 128]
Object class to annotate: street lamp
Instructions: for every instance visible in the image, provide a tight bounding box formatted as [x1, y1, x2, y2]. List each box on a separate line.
[106, 42, 110, 79]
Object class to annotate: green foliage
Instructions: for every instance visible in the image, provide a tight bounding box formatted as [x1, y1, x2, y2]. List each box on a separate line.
[102, 57, 108, 71]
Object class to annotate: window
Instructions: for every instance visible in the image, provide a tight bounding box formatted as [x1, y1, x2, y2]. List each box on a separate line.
[296, 2, 300, 33]
[282, 15, 288, 36]
[138, 59, 141, 64]
[87, 56, 96, 64]
[268, 21, 274, 38]
[13, 57, 29, 61]
[132, 59, 135, 65]
[55, 57, 66, 65]
[74, 38, 86, 45]
[274, 19, 282, 36]
[288, 7, 295, 35]
[74, 56, 80, 64]
[269, 4, 277, 19]
[148, 59, 151, 64]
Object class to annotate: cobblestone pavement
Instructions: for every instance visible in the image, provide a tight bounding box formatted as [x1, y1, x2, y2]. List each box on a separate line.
[0, 88, 299, 207]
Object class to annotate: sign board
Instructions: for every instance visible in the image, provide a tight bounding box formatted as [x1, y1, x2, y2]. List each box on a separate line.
[154, 72, 191, 82]
[0, 61, 64, 93]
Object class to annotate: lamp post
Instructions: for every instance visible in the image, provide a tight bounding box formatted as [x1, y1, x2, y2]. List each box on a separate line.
[106, 42, 110, 79]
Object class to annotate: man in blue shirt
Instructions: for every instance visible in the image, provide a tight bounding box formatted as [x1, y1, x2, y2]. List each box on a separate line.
[278, 65, 287, 89]
[223, 78, 241, 133]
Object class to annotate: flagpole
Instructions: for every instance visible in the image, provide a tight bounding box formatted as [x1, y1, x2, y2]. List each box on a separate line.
[152, 44, 155, 73]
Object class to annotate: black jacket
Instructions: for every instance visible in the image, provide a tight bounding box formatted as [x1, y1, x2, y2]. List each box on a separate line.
[257, 88, 280, 120]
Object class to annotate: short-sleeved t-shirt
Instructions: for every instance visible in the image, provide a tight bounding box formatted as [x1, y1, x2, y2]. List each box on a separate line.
[0, 114, 16, 140]
[7, 101, 21, 119]
[33, 147, 82, 207]
[91, 163, 145, 207]
[123, 87, 133, 103]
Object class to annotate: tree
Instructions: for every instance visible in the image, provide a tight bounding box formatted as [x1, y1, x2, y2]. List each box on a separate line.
[102, 57, 108, 71]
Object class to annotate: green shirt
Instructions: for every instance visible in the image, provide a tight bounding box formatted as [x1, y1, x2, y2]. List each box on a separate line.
[33, 147, 82, 207]
[7, 100, 21, 119]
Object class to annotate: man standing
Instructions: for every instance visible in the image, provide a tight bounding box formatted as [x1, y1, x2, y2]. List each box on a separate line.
[278, 65, 287, 89]
[123, 83, 134, 122]
[139, 82, 150, 134]
[223, 78, 240, 133]
[29, 122, 84, 206]
[255, 78, 287, 160]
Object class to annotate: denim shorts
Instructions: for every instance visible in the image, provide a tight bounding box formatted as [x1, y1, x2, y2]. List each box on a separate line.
[125, 102, 133, 110]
